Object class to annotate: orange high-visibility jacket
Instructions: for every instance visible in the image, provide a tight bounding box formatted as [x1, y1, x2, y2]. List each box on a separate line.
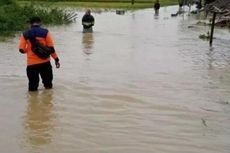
[19, 26, 59, 66]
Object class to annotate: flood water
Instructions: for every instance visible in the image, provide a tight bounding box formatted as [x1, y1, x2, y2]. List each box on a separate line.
[0, 6, 230, 153]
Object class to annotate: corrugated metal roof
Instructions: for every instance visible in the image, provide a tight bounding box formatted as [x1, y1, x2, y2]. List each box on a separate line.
[205, 0, 230, 14]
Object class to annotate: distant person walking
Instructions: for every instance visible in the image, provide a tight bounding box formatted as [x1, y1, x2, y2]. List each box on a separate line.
[18, 17, 60, 91]
[154, 0, 160, 15]
[82, 9, 95, 33]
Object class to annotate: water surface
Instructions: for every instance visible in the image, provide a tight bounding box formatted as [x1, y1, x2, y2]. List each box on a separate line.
[0, 6, 230, 153]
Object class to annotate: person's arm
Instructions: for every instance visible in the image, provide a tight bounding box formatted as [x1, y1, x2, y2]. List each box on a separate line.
[18, 34, 27, 54]
[91, 16, 95, 26]
[46, 31, 60, 68]
[82, 15, 85, 25]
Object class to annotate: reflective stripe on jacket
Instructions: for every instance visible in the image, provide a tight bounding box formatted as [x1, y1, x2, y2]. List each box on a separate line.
[82, 14, 94, 29]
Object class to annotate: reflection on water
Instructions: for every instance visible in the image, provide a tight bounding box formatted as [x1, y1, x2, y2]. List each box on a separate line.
[0, 6, 230, 153]
[23, 91, 55, 148]
[82, 33, 94, 55]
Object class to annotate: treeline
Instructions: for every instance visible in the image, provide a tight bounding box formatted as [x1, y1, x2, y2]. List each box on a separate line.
[18, 0, 155, 3]
[0, 0, 76, 37]
[0, 0, 14, 5]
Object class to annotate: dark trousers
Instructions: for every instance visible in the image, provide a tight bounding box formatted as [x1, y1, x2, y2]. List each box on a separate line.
[26, 62, 53, 91]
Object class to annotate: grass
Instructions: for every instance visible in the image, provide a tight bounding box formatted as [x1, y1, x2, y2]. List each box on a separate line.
[0, 0, 178, 38]
[18, 0, 178, 3]
[19, 1, 152, 9]
[18, 0, 179, 9]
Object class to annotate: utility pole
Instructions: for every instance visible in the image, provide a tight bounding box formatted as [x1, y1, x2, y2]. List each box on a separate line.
[210, 12, 216, 46]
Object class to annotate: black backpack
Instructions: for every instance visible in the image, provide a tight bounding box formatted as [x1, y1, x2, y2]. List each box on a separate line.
[28, 30, 51, 59]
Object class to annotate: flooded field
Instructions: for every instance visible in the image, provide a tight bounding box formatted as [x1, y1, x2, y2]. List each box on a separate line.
[0, 6, 230, 153]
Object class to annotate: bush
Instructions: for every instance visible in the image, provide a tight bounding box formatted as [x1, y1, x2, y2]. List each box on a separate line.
[0, 0, 15, 5]
[0, 2, 77, 37]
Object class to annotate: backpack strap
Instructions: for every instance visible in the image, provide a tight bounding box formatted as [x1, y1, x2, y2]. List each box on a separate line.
[27, 30, 37, 49]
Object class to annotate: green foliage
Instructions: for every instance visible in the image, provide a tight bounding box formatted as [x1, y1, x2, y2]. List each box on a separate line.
[0, 4, 24, 36]
[19, 5, 77, 25]
[18, 0, 179, 5]
[19, 0, 155, 3]
[0, 2, 76, 37]
[18, 0, 178, 9]
[0, 0, 15, 5]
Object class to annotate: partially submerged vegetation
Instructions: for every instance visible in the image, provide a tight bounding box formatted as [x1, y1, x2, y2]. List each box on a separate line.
[0, 0, 178, 38]
[199, 32, 211, 40]
[0, 0, 76, 37]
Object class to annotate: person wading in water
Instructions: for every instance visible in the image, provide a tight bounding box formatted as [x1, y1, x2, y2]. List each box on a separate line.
[19, 17, 60, 91]
[82, 9, 95, 33]
[154, 0, 161, 15]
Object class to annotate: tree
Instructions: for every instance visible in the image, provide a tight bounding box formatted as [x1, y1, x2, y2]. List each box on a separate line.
[0, 0, 14, 5]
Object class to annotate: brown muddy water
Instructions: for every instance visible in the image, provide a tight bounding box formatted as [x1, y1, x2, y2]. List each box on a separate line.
[0, 6, 230, 153]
